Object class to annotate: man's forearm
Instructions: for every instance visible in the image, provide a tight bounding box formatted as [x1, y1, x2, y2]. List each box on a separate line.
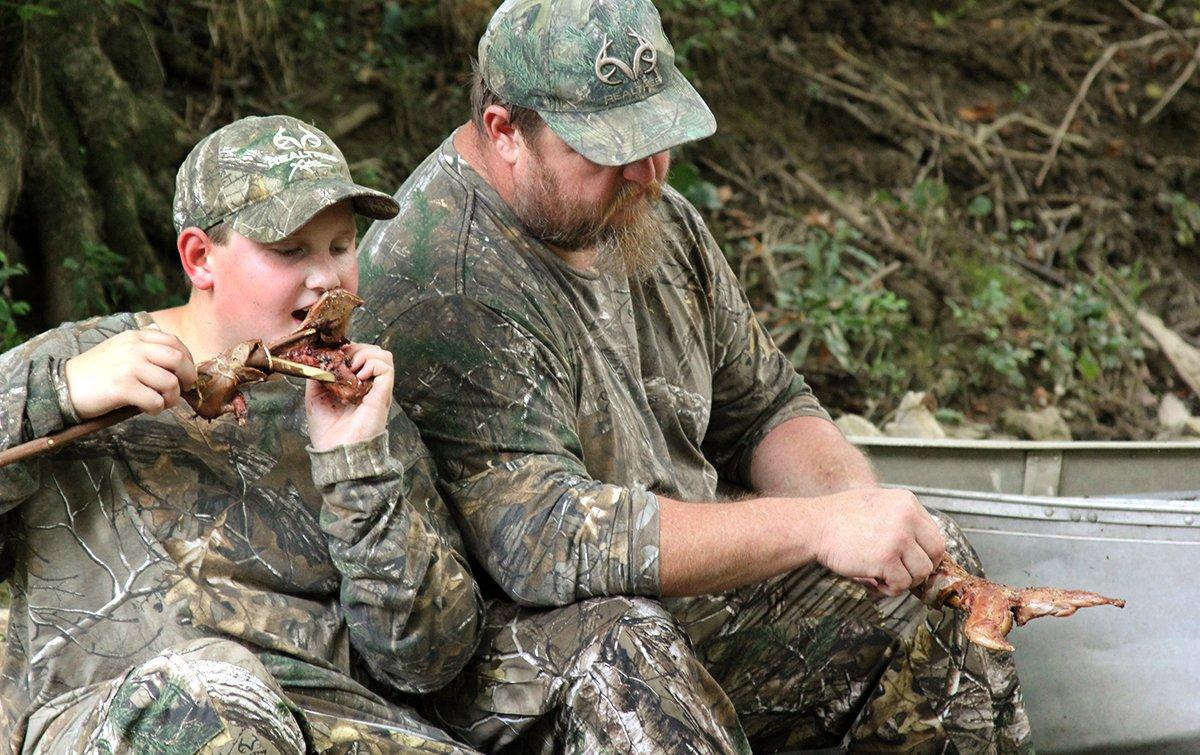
[657, 494, 817, 596]
[749, 415, 876, 497]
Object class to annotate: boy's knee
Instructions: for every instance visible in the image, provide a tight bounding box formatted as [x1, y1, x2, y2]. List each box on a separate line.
[97, 640, 305, 755]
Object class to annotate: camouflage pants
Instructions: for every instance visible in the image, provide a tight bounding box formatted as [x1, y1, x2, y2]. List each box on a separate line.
[423, 596, 750, 754]
[20, 637, 477, 754]
[665, 511, 1033, 753]
[429, 512, 1033, 754]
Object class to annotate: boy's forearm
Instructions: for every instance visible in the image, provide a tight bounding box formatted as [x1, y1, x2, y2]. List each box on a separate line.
[310, 434, 482, 691]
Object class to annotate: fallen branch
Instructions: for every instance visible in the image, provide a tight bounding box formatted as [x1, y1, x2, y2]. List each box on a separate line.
[777, 167, 957, 296]
[1036, 28, 1195, 186]
[1141, 35, 1200, 124]
[1136, 308, 1200, 398]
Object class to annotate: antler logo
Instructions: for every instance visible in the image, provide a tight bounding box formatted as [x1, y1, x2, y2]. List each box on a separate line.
[594, 27, 658, 85]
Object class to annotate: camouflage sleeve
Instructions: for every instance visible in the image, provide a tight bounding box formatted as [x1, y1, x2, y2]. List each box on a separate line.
[0, 328, 91, 510]
[677, 200, 832, 487]
[309, 426, 483, 693]
[368, 295, 661, 608]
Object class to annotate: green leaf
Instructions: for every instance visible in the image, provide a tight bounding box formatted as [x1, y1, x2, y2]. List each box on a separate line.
[967, 195, 993, 217]
[1077, 348, 1101, 382]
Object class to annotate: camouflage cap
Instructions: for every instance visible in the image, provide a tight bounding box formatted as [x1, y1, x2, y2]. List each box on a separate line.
[173, 115, 399, 243]
[479, 0, 716, 167]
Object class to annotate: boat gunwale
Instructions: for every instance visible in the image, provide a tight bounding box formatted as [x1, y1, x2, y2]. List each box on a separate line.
[850, 436, 1200, 451]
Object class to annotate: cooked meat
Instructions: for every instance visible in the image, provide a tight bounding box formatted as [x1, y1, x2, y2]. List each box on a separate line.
[917, 557, 1125, 652]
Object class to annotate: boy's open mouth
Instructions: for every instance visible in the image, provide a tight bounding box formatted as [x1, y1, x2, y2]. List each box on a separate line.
[291, 306, 312, 324]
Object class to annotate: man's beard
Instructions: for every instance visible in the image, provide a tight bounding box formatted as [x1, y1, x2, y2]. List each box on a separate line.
[511, 159, 679, 279]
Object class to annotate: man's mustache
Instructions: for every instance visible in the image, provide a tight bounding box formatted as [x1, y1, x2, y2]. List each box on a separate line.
[599, 179, 664, 227]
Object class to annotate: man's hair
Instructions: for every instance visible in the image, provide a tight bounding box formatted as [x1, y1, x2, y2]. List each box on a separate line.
[470, 61, 544, 139]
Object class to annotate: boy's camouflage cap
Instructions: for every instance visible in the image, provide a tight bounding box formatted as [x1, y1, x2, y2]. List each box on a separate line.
[479, 0, 716, 166]
[173, 115, 398, 243]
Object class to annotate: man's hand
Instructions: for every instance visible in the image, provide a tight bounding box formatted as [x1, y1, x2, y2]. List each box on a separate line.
[64, 330, 197, 419]
[807, 487, 946, 597]
[305, 343, 392, 452]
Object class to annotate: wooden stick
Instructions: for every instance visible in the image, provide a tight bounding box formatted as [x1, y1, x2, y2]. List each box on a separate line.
[0, 406, 140, 468]
[0, 347, 336, 470]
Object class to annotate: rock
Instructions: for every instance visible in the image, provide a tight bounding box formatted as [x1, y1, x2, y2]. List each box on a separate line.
[1000, 407, 1072, 441]
[1158, 393, 1191, 434]
[884, 391, 947, 439]
[945, 421, 992, 440]
[835, 414, 883, 437]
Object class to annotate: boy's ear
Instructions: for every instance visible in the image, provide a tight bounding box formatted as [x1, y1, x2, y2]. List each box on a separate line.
[177, 227, 215, 290]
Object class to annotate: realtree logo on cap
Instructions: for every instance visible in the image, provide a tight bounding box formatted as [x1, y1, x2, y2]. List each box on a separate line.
[593, 26, 659, 85]
[270, 124, 340, 180]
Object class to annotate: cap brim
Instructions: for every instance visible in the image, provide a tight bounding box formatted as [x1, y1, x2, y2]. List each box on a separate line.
[540, 70, 716, 167]
[230, 177, 399, 243]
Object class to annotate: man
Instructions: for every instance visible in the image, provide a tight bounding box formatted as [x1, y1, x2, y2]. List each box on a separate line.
[357, 1, 1033, 752]
[0, 115, 483, 753]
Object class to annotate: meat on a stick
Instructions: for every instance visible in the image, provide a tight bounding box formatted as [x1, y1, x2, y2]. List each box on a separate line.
[0, 288, 367, 467]
[917, 556, 1125, 652]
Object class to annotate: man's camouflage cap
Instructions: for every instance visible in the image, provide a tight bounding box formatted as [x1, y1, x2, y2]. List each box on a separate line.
[479, 0, 716, 166]
[173, 115, 398, 243]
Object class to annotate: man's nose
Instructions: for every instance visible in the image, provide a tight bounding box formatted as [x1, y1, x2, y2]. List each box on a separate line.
[622, 152, 668, 186]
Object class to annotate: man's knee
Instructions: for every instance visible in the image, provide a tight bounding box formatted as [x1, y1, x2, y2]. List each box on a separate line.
[928, 508, 985, 574]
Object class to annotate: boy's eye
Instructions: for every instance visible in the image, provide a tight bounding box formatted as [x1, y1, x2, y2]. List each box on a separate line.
[272, 246, 304, 257]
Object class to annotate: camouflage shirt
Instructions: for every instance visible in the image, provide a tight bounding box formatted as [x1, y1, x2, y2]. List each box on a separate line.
[0, 313, 483, 746]
[356, 136, 829, 607]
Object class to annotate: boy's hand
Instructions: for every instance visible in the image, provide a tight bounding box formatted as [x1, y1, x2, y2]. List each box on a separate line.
[305, 343, 392, 452]
[65, 330, 197, 419]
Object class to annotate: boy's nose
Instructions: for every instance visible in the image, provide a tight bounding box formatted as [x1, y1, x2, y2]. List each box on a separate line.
[306, 262, 341, 292]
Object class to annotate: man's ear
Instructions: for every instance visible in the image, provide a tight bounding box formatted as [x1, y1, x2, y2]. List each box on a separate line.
[482, 105, 524, 166]
[177, 227, 215, 290]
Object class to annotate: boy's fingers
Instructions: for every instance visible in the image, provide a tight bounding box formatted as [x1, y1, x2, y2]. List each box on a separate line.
[129, 384, 168, 415]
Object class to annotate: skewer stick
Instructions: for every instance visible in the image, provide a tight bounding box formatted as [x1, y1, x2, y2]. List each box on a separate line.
[0, 352, 336, 469]
[0, 406, 141, 468]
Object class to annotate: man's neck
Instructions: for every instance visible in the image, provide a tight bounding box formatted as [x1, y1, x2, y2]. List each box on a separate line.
[453, 124, 598, 271]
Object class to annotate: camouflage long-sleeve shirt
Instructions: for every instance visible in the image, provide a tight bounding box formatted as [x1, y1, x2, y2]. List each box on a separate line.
[355, 136, 829, 608]
[0, 313, 483, 746]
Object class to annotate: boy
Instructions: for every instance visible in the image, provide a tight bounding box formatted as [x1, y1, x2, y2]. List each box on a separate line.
[0, 115, 483, 754]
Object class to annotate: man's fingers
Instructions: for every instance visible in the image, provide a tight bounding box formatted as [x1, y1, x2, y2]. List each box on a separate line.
[879, 558, 912, 597]
[128, 384, 168, 415]
[913, 511, 947, 565]
[139, 337, 197, 389]
[900, 545, 935, 585]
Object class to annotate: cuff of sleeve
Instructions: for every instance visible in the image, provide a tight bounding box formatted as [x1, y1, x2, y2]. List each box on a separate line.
[627, 489, 662, 596]
[308, 431, 395, 487]
[51, 357, 82, 427]
[25, 356, 74, 439]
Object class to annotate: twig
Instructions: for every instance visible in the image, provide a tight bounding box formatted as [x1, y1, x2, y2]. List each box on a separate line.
[779, 167, 956, 296]
[1036, 29, 1177, 186]
[1141, 36, 1200, 123]
[327, 102, 383, 140]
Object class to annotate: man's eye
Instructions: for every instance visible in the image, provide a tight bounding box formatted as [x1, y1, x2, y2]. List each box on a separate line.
[273, 247, 304, 257]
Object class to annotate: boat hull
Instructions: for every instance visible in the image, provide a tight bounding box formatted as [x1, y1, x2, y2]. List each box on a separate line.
[913, 486, 1200, 753]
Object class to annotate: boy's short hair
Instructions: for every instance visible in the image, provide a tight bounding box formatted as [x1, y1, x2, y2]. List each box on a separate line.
[173, 115, 398, 244]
